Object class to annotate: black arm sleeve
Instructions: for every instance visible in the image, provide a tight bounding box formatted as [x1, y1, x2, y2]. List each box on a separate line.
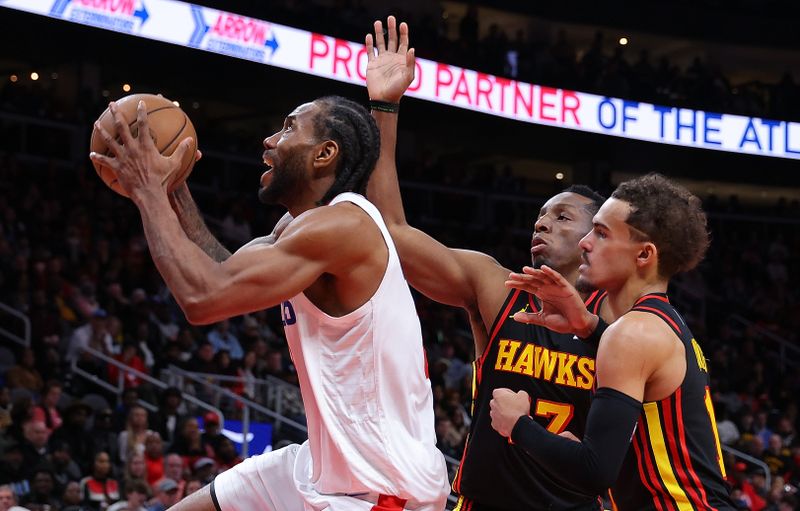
[510, 387, 641, 495]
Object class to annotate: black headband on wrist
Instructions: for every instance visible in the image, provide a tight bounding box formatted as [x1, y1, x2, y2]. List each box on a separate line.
[369, 100, 400, 113]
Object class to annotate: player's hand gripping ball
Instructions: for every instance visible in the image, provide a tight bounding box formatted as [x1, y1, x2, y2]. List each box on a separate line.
[90, 93, 197, 197]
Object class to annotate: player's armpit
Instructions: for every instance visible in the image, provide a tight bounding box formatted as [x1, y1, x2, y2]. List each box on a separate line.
[510, 387, 641, 496]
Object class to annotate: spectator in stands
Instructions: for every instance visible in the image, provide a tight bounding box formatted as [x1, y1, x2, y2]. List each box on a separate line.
[763, 433, 794, 477]
[89, 409, 119, 467]
[145, 478, 179, 511]
[118, 406, 153, 465]
[50, 400, 93, 474]
[113, 389, 140, 432]
[149, 389, 184, 449]
[0, 441, 26, 498]
[212, 438, 241, 472]
[190, 458, 215, 486]
[50, 440, 82, 492]
[180, 479, 201, 500]
[61, 480, 88, 511]
[107, 479, 148, 511]
[32, 380, 62, 433]
[199, 414, 223, 454]
[158, 455, 184, 498]
[121, 453, 148, 495]
[185, 343, 215, 374]
[142, 434, 163, 487]
[19, 466, 59, 511]
[0, 485, 16, 511]
[80, 451, 119, 511]
[20, 421, 50, 478]
[108, 343, 147, 389]
[206, 320, 243, 361]
[5, 349, 43, 393]
[168, 419, 213, 470]
[67, 309, 114, 364]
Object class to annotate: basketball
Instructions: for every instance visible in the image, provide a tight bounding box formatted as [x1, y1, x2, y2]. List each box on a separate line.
[90, 93, 198, 197]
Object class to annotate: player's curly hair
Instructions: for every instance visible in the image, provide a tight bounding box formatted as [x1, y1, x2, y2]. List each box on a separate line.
[313, 96, 380, 205]
[612, 173, 709, 278]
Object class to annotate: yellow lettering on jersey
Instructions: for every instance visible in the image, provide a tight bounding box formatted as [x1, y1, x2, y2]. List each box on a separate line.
[554, 353, 577, 386]
[534, 346, 559, 381]
[494, 340, 596, 390]
[575, 357, 596, 390]
[495, 340, 521, 371]
[692, 339, 708, 373]
[511, 344, 535, 376]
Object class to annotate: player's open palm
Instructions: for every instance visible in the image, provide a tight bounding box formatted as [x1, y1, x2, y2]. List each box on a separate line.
[365, 15, 415, 103]
[505, 265, 594, 335]
[90, 100, 191, 200]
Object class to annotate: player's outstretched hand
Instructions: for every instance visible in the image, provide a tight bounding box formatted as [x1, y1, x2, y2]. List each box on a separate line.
[489, 388, 530, 438]
[90, 100, 192, 202]
[505, 265, 598, 338]
[365, 15, 415, 103]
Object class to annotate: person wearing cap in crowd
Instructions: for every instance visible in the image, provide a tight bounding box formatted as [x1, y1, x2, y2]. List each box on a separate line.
[146, 479, 180, 511]
[190, 458, 215, 486]
[107, 479, 149, 511]
[156, 455, 185, 499]
[51, 400, 94, 474]
[66, 308, 115, 364]
[199, 414, 223, 454]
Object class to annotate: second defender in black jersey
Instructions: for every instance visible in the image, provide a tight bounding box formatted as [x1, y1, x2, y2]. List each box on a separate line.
[362, 15, 609, 511]
[453, 289, 605, 510]
[491, 173, 735, 510]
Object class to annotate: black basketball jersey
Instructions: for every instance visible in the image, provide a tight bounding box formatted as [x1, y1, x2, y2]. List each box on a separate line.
[453, 289, 604, 511]
[609, 294, 734, 511]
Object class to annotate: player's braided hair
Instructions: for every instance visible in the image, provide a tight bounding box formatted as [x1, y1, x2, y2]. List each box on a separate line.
[313, 96, 380, 205]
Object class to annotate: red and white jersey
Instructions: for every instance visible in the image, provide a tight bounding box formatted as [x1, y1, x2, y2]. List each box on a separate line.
[280, 192, 447, 504]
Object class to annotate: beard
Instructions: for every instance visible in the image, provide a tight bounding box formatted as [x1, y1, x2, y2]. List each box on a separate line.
[258, 151, 305, 205]
[575, 274, 596, 294]
[532, 255, 548, 269]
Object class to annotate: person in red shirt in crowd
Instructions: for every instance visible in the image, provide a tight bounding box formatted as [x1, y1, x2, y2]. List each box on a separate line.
[143, 432, 165, 487]
[108, 342, 147, 388]
[32, 379, 63, 433]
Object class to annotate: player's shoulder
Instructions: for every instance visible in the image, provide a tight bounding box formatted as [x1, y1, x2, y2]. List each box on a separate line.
[280, 202, 377, 248]
[601, 310, 677, 356]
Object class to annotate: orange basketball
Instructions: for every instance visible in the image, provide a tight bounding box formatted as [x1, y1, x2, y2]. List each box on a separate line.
[90, 93, 197, 197]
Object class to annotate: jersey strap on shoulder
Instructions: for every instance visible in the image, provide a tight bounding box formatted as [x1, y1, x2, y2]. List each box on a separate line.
[630, 293, 682, 337]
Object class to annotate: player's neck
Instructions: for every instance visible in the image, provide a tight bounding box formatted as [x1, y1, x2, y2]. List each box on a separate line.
[605, 278, 668, 321]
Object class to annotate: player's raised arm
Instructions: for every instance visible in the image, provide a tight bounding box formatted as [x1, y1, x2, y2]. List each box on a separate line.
[365, 16, 508, 323]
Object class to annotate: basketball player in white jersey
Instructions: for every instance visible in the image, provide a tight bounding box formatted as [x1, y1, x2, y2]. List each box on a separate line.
[89, 92, 449, 508]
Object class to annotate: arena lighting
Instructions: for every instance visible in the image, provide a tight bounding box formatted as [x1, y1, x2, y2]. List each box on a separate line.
[123, 83, 132, 92]
[619, 37, 629, 46]
[9, 75, 18, 83]
[51, 72, 58, 79]
[30, 72, 39, 81]
[555, 172, 565, 180]
[2, 0, 799, 160]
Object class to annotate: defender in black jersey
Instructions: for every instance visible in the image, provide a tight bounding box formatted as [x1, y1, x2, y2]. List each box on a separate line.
[491, 173, 735, 510]
[363, 17, 608, 511]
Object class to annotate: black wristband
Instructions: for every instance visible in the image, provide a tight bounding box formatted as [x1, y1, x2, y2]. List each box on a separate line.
[580, 316, 608, 345]
[369, 100, 400, 113]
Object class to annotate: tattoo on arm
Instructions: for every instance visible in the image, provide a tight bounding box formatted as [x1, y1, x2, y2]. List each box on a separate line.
[169, 186, 231, 262]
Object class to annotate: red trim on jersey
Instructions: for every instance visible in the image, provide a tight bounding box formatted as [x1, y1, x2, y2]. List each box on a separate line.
[661, 394, 706, 509]
[452, 432, 470, 493]
[639, 416, 677, 511]
[527, 293, 539, 312]
[635, 294, 670, 305]
[370, 494, 407, 511]
[477, 289, 522, 371]
[674, 388, 717, 511]
[631, 306, 682, 335]
[423, 348, 429, 379]
[590, 290, 607, 314]
[632, 424, 667, 511]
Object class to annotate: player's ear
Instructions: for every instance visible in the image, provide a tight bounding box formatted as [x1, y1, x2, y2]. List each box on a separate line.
[636, 242, 657, 269]
[313, 140, 338, 170]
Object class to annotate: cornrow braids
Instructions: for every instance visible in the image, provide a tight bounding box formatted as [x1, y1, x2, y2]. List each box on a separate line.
[313, 96, 380, 205]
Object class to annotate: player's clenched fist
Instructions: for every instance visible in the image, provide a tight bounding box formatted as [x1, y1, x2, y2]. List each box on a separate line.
[490, 388, 531, 438]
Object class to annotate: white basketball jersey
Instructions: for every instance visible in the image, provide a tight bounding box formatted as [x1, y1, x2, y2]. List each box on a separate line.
[280, 193, 448, 503]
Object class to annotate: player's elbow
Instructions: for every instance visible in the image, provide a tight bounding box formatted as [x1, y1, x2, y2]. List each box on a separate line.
[180, 295, 218, 325]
